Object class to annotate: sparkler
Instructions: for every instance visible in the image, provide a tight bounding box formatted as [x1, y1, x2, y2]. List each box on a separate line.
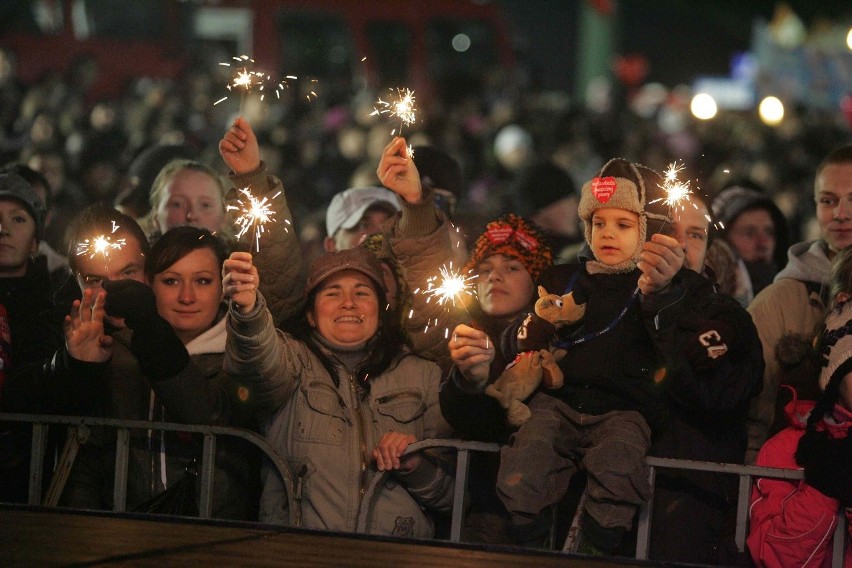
[216, 55, 269, 115]
[423, 262, 476, 308]
[649, 161, 694, 233]
[75, 221, 126, 278]
[226, 187, 281, 252]
[215, 55, 319, 112]
[371, 87, 417, 136]
[660, 162, 692, 210]
[416, 262, 480, 343]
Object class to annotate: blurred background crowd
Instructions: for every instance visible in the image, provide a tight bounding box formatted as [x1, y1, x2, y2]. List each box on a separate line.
[0, 0, 850, 264]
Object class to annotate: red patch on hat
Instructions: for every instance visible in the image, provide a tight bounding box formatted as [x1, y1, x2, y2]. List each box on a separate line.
[486, 224, 514, 244]
[513, 227, 540, 251]
[591, 176, 617, 203]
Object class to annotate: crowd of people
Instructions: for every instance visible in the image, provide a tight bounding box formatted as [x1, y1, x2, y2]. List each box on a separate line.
[0, 44, 850, 566]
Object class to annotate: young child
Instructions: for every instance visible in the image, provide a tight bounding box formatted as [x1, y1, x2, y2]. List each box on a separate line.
[747, 255, 852, 568]
[495, 158, 688, 553]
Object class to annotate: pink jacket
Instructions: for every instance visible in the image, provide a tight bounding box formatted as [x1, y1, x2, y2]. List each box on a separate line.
[748, 392, 852, 567]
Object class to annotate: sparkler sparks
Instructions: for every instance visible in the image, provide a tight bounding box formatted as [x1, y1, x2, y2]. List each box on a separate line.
[215, 55, 319, 108]
[422, 263, 476, 307]
[660, 162, 692, 209]
[226, 187, 281, 252]
[75, 221, 126, 260]
[371, 88, 417, 136]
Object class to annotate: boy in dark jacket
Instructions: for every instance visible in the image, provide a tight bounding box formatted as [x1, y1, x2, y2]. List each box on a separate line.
[495, 158, 687, 553]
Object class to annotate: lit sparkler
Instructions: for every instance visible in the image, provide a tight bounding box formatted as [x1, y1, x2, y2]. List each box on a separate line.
[423, 263, 476, 308]
[226, 187, 281, 252]
[215, 55, 320, 109]
[647, 161, 695, 233]
[76, 221, 126, 278]
[660, 162, 692, 210]
[371, 87, 417, 136]
[215, 55, 270, 114]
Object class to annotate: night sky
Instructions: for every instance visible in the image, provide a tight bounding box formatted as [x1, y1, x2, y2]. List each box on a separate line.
[499, 0, 852, 92]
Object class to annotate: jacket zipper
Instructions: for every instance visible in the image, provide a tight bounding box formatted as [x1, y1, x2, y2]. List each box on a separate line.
[347, 373, 369, 498]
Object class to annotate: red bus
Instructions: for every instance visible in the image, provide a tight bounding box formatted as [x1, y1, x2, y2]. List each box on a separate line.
[0, 0, 515, 101]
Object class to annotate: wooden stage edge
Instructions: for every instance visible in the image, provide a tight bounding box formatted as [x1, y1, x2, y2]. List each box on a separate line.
[0, 505, 661, 567]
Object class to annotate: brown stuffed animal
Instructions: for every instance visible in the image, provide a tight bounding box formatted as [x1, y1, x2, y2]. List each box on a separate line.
[485, 286, 585, 427]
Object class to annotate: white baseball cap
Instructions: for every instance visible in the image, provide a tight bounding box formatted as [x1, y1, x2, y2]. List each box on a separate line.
[325, 186, 401, 237]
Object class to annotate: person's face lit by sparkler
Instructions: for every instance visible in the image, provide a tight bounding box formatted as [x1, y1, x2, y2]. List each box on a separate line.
[476, 254, 535, 319]
[74, 236, 145, 328]
[662, 199, 710, 273]
[155, 169, 226, 235]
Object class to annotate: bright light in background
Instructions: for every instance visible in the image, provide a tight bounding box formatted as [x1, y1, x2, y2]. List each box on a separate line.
[690, 93, 718, 120]
[452, 33, 471, 52]
[759, 96, 784, 125]
[847, 27, 852, 50]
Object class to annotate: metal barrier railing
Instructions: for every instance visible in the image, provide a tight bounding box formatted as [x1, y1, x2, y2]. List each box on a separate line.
[357, 440, 848, 567]
[2, 415, 846, 566]
[0, 413, 298, 525]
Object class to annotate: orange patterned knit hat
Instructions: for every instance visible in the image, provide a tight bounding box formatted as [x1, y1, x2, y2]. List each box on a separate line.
[464, 214, 553, 281]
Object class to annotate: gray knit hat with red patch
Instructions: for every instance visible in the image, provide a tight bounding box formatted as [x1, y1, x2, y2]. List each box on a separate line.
[578, 158, 670, 245]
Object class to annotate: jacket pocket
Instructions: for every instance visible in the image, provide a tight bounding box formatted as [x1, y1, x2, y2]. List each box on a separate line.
[294, 381, 347, 446]
[373, 391, 426, 436]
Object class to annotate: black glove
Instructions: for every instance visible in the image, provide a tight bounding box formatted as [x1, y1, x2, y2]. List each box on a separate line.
[683, 319, 736, 373]
[798, 429, 852, 506]
[516, 313, 556, 352]
[102, 280, 189, 379]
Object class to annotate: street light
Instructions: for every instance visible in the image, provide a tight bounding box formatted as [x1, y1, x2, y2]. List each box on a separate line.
[759, 96, 784, 126]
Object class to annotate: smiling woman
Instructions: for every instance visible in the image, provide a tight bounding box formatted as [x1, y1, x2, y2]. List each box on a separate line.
[222, 247, 454, 536]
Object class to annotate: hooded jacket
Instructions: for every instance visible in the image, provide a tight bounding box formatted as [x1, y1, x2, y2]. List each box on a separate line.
[747, 240, 831, 463]
[747, 392, 852, 568]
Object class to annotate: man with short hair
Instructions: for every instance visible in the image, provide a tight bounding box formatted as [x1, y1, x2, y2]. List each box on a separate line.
[746, 144, 852, 464]
[323, 186, 400, 252]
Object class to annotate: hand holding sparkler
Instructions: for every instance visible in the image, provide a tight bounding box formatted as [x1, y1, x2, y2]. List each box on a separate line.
[223, 251, 259, 314]
[637, 233, 684, 295]
[377, 137, 422, 204]
[371, 88, 417, 137]
[449, 323, 494, 390]
[637, 161, 691, 294]
[220, 117, 261, 175]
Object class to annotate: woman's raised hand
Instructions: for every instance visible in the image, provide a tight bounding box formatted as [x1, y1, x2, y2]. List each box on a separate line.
[219, 116, 261, 175]
[377, 136, 422, 204]
[223, 251, 259, 314]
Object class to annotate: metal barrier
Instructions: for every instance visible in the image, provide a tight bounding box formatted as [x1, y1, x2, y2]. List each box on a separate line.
[0, 413, 298, 525]
[3, 415, 846, 566]
[357, 440, 848, 566]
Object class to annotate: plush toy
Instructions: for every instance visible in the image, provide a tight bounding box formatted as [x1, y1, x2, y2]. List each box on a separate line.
[485, 286, 586, 426]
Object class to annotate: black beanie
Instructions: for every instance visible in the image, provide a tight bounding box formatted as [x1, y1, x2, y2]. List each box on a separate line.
[412, 145, 463, 197]
[513, 161, 576, 215]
